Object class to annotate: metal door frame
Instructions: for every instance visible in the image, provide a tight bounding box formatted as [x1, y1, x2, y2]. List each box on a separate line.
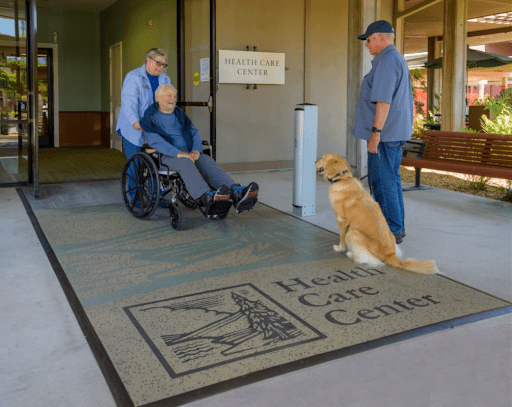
[0, 0, 37, 193]
[38, 47, 54, 148]
[27, 0, 37, 195]
[176, 0, 217, 160]
[109, 41, 123, 151]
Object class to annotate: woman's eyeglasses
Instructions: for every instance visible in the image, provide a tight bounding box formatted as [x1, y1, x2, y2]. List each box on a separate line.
[151, 57, 168, 68]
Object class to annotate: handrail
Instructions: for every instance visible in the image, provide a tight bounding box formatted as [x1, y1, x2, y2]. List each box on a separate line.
[176, 101, 208, 107]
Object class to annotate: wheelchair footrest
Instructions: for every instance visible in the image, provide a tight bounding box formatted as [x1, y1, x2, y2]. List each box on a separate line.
[234, 196, 258, 213]
[206, 201, 232, 218]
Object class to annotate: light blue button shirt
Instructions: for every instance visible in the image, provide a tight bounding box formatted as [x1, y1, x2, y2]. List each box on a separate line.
[116, 64, 171, 146]
[352, 45, 413, 142]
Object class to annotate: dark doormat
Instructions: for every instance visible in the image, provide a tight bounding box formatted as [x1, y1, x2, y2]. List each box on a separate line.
[38, 147, 127, 184]
[19, 190, 512, 407]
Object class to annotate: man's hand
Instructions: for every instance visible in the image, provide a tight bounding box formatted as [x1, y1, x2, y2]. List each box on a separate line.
[368, 133, 380, 154]
[133, 121, 141, 130]
[177, 152, 194, 161]
[189, 151, 200, 162]
[368, 101, 390, 154]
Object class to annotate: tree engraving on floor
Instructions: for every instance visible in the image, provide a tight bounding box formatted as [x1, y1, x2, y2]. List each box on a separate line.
[124, 284, 326, 378]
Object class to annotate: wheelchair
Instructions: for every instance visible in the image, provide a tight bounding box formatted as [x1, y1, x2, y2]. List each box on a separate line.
[121, 141, 230, 230]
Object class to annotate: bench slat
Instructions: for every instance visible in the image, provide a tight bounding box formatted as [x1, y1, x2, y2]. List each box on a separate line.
[422, 139, 512, 150]
[401, 158, 512, 180]
[421, 135, 512, 168]
[423, 149, 512, 164]
[401, 131, 512, 184]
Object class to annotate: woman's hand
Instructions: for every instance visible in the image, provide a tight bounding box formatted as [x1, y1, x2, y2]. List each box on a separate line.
[133, 121, 141, 130]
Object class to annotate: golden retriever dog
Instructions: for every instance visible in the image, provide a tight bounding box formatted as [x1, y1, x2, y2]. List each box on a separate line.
[316, 153, 438, 274]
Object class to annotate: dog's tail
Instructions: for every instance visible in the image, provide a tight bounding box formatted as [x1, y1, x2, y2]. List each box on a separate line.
[385, 255, 439, 274]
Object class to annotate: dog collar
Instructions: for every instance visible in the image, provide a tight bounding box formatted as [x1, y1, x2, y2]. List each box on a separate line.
[328, 170, 350, 183]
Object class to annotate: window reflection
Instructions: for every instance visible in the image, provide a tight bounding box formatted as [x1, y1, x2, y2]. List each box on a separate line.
[0, 0, 28, 183]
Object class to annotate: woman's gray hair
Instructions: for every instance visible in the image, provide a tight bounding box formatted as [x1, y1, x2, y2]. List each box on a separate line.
[144, 48, 167, 64]
[155, 84, 177, 96]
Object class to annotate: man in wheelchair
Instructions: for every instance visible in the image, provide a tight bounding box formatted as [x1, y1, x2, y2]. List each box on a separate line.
[138, 84, 259, 217]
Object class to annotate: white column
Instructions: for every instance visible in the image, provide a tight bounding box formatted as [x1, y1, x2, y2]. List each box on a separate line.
[479, 80, 487, 100]
[345, 0, 378, 178]
[441, 0, 468, 131]
[427, 36, 442, 116]
[394, 0, 405, 55]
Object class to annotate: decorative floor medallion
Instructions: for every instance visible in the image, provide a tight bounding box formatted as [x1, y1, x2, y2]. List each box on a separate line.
[124, 284, 326, 378]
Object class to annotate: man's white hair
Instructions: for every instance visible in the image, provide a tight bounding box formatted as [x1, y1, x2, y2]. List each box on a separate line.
[155, 84, 177, 96]
[382, 32, 395, 42]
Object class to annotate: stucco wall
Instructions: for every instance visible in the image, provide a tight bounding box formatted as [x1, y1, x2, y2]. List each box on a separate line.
[214, 0, 305, 163]
[38, 7, 102, 111]
[310, 0, 349, 158]
[213, 0, 352, 163]
[99, 0, 177, 112]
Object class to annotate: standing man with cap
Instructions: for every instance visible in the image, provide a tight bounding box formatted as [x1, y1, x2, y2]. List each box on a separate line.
[352, 20, 413, 244]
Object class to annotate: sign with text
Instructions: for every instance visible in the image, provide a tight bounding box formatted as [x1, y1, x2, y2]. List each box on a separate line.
[219, 50, 285, 84]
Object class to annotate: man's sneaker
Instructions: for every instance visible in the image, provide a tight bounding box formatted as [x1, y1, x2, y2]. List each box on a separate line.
[202, 185, 232, 218]
[394, 234, 403, 244]
[232, 182, 259, 213]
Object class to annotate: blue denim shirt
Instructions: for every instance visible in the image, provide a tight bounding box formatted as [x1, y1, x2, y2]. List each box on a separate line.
[352, 45, 413, 142]
[116, 64, 171, 146]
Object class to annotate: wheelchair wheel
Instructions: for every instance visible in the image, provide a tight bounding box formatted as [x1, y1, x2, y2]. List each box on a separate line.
[169, 204, 182, 230]
[176, 177, 197, 209]
[121, 152, 160, 219]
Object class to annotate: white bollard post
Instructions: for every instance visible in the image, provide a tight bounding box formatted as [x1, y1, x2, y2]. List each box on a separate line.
[293, 104, 318, 217]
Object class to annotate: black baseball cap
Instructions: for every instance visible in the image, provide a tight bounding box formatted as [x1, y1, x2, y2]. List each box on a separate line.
[357, 20, 394, 40]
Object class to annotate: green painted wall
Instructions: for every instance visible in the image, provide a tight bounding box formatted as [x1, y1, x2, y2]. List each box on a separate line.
[37, 7, 102, 111]
[100, 0, 177, 111]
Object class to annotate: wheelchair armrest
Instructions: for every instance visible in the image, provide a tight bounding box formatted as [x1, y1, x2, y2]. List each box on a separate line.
[201, 140, 212, 156]
[140, 143, 157, 154]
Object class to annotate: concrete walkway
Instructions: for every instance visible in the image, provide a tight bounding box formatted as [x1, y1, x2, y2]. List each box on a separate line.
[1, 171, 511, 407]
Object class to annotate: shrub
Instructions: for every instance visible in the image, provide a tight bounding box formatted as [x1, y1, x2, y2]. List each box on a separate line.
[481, 106, 512, 135]
[464, 174, 491, 191]
[500, 182, 512, 202]
[480, 89, 512, 135]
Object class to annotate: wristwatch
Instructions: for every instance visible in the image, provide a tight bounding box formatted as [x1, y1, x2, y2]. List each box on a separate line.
[372, 127, 382, 133]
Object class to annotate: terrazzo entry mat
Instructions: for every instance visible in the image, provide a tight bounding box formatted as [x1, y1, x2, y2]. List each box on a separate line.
[22, 196, 512, 407]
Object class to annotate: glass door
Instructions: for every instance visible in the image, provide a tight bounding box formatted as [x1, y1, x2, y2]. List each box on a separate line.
[0, 0, 29, 184]
[178, 0, 216, 159]
[37, 48, 53, 147]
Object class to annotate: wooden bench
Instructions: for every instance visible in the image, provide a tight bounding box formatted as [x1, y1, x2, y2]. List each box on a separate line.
[401, 131, 512, 190]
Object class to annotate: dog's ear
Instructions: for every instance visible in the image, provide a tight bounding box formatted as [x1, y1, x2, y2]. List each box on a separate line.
[323, 158, 341, 178]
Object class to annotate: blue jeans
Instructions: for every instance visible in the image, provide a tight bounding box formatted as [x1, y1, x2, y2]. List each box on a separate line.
[121, 134, 143, 200]
[367, 141, 405, 235]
